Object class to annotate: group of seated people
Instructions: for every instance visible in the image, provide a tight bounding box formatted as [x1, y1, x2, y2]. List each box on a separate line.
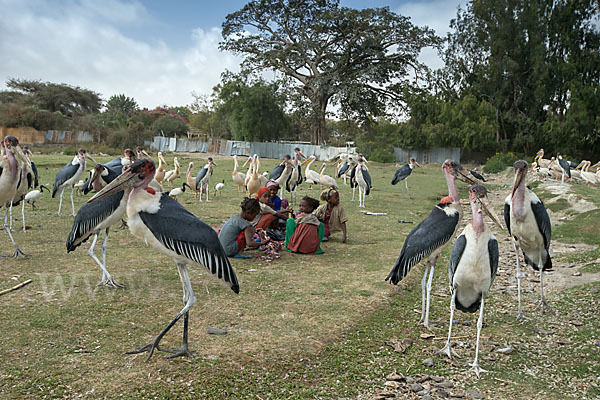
[218, 179, 348, 259]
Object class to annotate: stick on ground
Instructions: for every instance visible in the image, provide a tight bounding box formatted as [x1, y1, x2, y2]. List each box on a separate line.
[0, 279, 33, 296]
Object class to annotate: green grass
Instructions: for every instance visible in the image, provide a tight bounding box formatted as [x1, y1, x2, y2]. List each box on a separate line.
[1, 153, 599, 399]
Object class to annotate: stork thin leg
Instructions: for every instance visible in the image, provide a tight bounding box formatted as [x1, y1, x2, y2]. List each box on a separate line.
[424, 260, 436, 329]
[128, 263, 196, 360]
[9, 201, 14, 230]
[2, 208, 27, 258]
[70, 187, 76, 216]
[536, 254, 554, 315]
[88, 231, 123, 288]
[513, 241, 526, 320]
[206, 184, 210, 202]
[470, 296, 488, 378]
[58, 187, 65, 216]
[21, 200, 27, 232]
[437, 289, 460, 359]
[352, 186, 356, 202]
[561, 171, 565, 184]
[419, 262, 430, 324]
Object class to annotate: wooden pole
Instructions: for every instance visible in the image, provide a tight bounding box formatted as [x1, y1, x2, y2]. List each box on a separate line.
[0, 279, 32, 296]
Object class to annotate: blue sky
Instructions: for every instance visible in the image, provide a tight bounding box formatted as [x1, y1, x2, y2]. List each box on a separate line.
[0, 0, 464, 109]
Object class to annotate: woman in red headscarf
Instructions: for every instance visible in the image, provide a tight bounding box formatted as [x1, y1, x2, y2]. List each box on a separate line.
[253, 187, 291, 230]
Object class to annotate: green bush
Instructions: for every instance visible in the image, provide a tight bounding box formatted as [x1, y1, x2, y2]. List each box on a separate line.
[63, 146, 77, 155]
[483, 152, 520, 173]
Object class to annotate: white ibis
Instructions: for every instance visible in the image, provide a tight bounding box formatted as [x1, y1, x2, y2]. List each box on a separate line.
[355, 160, 371, 208]
[437, 185, 501, 378]
[214, 179, 225, 196]
[1, 136, 31, 257]
[169, 182, 193, 200]
[286, 149, 305, 205]
[504, 160, 553, 317]
[87, 159, 239, 360]
[195, 158, 216, 202]
[25, 185, 50, 209]
[386, 160, 475, 328]
[301, 155, 321, 189]
[52, 149, 96, 216]
[164, 157, 181, 187]
[154, 152, 168, 184]
[231, 155, 246, 192]
[391, 158, 419, 196]
[319, 163, 338, 190]
[557, 154, 571, 184]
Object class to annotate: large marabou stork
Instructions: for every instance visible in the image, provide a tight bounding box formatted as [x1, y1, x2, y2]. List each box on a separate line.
[88, 159, 239, 360]
[10, 148, 36, 231]
[52, 149, 96, 216]
[0, 136, 31, 257]
[82, 163, 121, 195]
[337, 156, 356, 186]
[355, 160, 371, 208]
[386, 160, 475, 329]
[195, 158, 216, 202]
[286, 150, 305, 205]
[391, 157, 419, 196]
[437, 185, 501, 378]
[557, 154, 571, 184]
[66, 187, 128, 288]
[504, 160, 553, 317]
[273, 160, 294, 197]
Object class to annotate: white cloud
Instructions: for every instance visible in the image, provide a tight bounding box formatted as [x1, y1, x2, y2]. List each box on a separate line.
[0, 0, 242, 109]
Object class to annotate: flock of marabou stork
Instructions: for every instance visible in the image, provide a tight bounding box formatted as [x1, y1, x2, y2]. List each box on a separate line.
[2, 135, 593, 376]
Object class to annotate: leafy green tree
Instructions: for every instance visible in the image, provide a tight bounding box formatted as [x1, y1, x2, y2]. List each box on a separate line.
[221, 0, 440, 144]
[151, 115, 189, 137]
[106, 94, 138, 116]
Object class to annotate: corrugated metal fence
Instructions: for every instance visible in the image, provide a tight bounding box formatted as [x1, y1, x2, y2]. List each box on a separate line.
[151, 136, 460, 163]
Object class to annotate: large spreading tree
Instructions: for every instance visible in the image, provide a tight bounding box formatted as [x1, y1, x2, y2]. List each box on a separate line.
[220, 0, 440, 144]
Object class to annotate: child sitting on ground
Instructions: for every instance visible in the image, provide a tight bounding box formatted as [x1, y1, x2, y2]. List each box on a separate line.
[219, 198, 270, 258]
[285, 196, 324, 254]
[314, 187, 348, 243]
[253, 187, 291, 230]
[266, 179, 290, 211]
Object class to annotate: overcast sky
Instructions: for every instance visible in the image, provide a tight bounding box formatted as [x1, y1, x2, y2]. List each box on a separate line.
[0, 0, 465, 109]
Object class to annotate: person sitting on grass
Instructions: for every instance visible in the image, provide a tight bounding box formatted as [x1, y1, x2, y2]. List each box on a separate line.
[266, 179, 290, 211]
[219, 197, 270, 258]
[314, 187, 348, 243]
[285, 196, 324, 254]
[253, 187, 291, 230]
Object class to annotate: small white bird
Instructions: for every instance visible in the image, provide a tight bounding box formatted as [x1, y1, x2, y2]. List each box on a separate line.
[25, 185, 50, 210]
[214, 179, 225, 196]
[73, 180, 86, 196]
[169, 183, 192, 201]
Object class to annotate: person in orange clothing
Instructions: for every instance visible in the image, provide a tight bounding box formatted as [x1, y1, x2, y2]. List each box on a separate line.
[285, 196, 324, 254]
[253, 187, 291, 230]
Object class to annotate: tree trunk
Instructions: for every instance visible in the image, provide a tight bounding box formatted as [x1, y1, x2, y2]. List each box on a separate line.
[310, 95, 329, 145]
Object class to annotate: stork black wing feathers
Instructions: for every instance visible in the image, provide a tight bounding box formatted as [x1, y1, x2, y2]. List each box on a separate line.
[362, 169, 372, 195]
[391, 164, 411, 185]
[530, 198, 552, 271]
[448, 234, 466, 285]
[386, 206, 459, 284]
[338, 162, 349, 178]
[66, 191, 125, 252]
[140, 194, 239, 293]
[269, 164, 285, 181]
[488, 238, 499, 285]
[195, 168, 208, 190]
[503, 202, 512, 237]
[53, 162, 80, 197]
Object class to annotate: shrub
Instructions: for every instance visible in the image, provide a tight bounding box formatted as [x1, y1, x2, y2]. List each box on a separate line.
[483, 152, 520, 173]
[63, 146, 77, 155]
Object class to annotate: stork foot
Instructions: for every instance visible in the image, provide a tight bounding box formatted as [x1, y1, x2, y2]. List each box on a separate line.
[515, 311, 528, 321]
[126, 340, 169, 361]
[469, 362, 488, 378]
[119, 219, 128, 230]
[161, 344, 195, 359]
[13, 248, 29, 258]
[436, 343, 460, 359]
[96, 277, 125, 288]
[535, 300, 555, 315]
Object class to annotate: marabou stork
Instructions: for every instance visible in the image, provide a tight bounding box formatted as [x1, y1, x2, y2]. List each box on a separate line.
[82, 163, 121, 195]
[52, 149, 96, 216]
[269, 155, 292, 181]
[504, 160, 553, 317]
[195, 158, 216, 202]
[386, 160, 476, 329]
[355, 160, 371, 208]
[302, 155, 321, 189]
[66, 186, 129, 288]
[337, 156, 356, 186]
[88, 159, 239, 360]
[286, 149, 305, 204]
[154, 152, 168, 184]
[391, 158, 419, 196]
[164, 157, 181, 187]
[0, 136, 31, 257]
[437, 185, 501, 378]
[231, 155, 246, 192]
[136, 146, 151, 160]
[557, 154, 571, 184]
[10, 147, 36, 231]
[271, 160, 294, 197]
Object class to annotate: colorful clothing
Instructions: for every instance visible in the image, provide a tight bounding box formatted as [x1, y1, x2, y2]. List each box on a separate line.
[285, 213, 324, 254]
[314, 203, 348, 237]
[219, 215, 252, 256]
[270, 195, 282, 211]
[251, 202, 277, 228]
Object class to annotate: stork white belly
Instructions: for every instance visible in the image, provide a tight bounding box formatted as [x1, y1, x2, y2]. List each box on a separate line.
[511, 206, 544, 255]
[63, 165, 85, 188]
[96, 196, 128, 231]
[453, 226, 493, 307]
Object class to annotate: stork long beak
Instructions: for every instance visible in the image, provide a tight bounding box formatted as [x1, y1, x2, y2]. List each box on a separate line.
[87, 169, 138, 203]
[211, 161, 218, 166]
[512, 168, 527, 198]
[414, 161, 422, 168]
[85, 153, 97, 163]
[452, 164, 477, 185]
[14, 145, 32, 170]
[475, 193, 504, 230]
